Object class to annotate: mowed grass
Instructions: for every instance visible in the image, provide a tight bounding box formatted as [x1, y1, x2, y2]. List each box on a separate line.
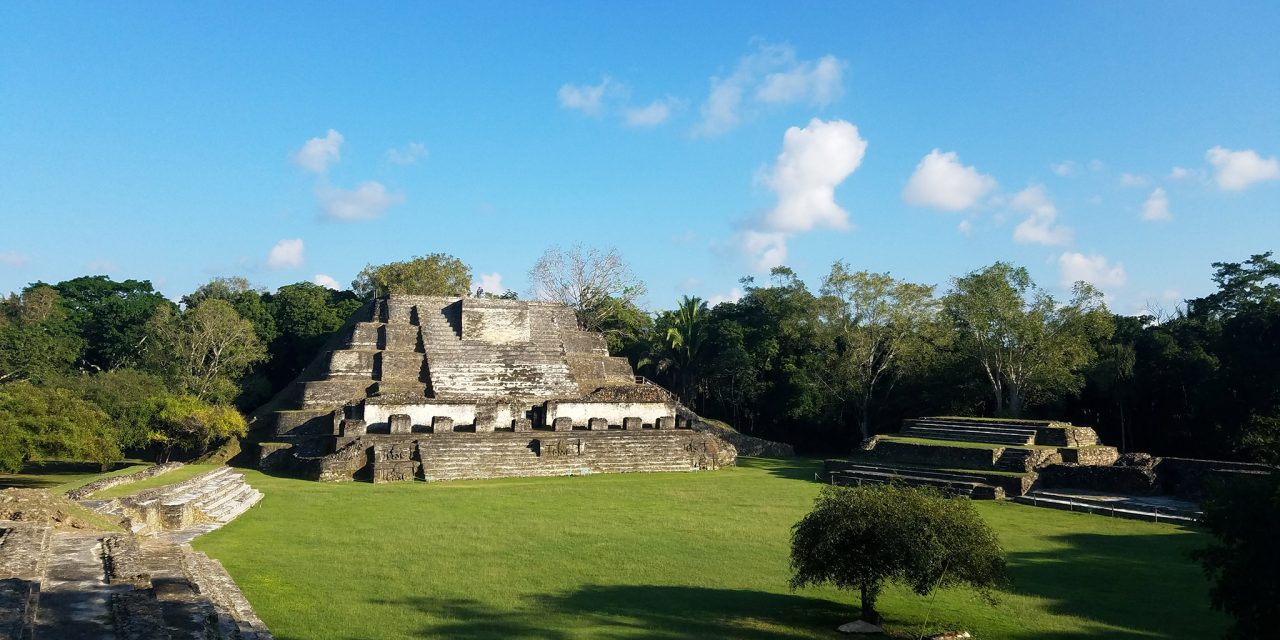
[0, 460, 149, 492]
[194, 458, 1226, 640]
[90, 463, 220, 498]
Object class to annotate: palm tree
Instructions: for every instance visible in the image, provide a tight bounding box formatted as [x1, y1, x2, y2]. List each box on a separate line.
[646, 296, 709, 405]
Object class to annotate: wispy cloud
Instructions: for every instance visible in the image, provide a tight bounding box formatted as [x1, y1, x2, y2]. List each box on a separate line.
[1207, 146, 1280, 191]
[1011, 185, 1072, 245]
[386, 142, 428, 165]
[291, 129, 343, 173]
[694, 43, 844, 137]
[1141, 187, 1171, 221]
[267, 239, 305, 269]
[318, 181, 404, 221]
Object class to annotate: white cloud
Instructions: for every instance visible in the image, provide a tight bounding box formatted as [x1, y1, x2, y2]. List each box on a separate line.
[1059, 252, 1127, 290]
[313, 274, 340, 289]
[267, 239, 305, 269]
[477, 272, 505, 294]
[1088, 159, 1105, 172]
[694, 43, 845, 136]
[957, 219, 973, 235]
[291, 129, 343, 173]
[318, 181, 404, 221]
[902, 149, 997, 211]
[1142, 187, 1171, 221]
[624, 99, 674, 127]
[1168, 166, 1194, 180]
[386, 142, 427, 165]
[1011, 185, 1073, 245]
[1206, 146, 1280, 191]
[1161, 288, 1182, 301]
[558, 77, 616, 116]
[1050, 161, 1076, 176]
[740, 230, 789, 272]
[86, 260, 117, 272]
[755, 54, 843, 105]
[761, 118, 866, 232]
[1119, 173, 1148, 187]
[708, 287, 744, 306]
[0, 251, 28, 267]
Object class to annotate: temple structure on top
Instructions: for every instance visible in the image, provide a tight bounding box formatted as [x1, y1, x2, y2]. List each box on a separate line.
[255, 295, 735, 482]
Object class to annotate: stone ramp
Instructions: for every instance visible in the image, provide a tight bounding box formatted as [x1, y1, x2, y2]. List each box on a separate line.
[0, 521, 272, 640]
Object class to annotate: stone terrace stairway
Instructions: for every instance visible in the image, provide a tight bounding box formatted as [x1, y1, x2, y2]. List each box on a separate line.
[107, 467, 264, 542]
[419, 299, 580, 400]
[901, 417, 1038, 446]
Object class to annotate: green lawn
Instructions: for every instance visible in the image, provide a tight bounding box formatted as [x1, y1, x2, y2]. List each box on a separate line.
[193, 458, 1225, 639]
[0, 460, 149, 492]
[90, 463, 220, 499]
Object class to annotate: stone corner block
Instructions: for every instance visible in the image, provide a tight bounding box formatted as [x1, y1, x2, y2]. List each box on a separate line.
[656, 416, 676, 430]
[553, 417, 574, 432]
[588, 417, 609, 431]
[622, 417, 643, 430]
[512, 418, 533, 432]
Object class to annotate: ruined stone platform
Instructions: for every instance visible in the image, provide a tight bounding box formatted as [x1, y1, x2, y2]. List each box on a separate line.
[252, 295, 738, 483]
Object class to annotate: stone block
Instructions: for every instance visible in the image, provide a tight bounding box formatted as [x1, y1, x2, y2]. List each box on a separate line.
[341, 419, 367, 436]
[432, 416, 454, 433]
[371, 460, 419, 483]
[589, 418, 609, 430]
[512, 418, 533, 432]
[623, 417, 643, 430]
[553, 417, 574, 431]
[656, 416, 676, 430]
[389, 414, 412, 435]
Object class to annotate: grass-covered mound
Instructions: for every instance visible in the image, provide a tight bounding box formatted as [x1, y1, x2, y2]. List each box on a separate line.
[194, 458, 1225, 639]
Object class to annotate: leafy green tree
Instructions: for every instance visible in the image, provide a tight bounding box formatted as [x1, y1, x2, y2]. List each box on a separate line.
[144, 394, 246, 462]
[0, 285, 83, 383]
[529, 244, 647, 332]
[52, 275, 174, 371]
[352, 254, 472, 299]
[819, 263, 944, 441]
[54, 369, 169, 451]
[944, 262, 1114, 416]
[183, 277, 279, 345]
[0, 381, 121, 472]
[145, 299, 267, 403]
[790, 485, 1006, 626]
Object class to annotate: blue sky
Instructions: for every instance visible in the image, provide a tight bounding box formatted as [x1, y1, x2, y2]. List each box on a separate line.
[2, 2, 1278, 314]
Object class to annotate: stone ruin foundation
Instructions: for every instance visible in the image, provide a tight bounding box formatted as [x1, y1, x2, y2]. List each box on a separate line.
[252, 295, 736, 482]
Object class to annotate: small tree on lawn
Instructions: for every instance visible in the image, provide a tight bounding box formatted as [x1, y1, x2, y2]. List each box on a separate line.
[789, 484, 1006, 626]
[146, 394, 247, 462]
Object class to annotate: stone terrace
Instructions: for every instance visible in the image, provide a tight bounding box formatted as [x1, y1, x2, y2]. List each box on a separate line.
[825, 416, 1118, 500]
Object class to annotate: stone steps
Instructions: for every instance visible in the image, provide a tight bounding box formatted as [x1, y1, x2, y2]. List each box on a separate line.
[996, 448, 1034, 472]
[900, 425, 1035, 446]
[828, 462, 993, 485]
[829, 469, 1004, 499]
[1013, 492, 1201, 523]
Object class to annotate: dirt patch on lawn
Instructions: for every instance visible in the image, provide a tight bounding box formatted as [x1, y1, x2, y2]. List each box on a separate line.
[0, 488, 123, 531]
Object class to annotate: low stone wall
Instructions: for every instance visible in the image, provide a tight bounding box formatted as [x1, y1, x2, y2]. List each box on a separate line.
[312, 430, 736, 482]
[1036, 463, 1158, 495]
[1155, 457, 1276, 498]
[1058, 446, 1119, 466]
[65, 463, 184, 500]
[690, 419, 794, 457]
[866, 440, 1001, 471]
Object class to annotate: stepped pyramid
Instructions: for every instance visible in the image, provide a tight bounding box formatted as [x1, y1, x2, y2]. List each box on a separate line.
[255, 295, 735, 483]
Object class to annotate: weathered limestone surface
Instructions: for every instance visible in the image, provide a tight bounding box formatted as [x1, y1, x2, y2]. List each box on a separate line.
[65, 463, 184, 501]
[255, 295, 743, 483]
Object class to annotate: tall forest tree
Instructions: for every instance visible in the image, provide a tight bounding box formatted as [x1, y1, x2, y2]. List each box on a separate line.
[0, 285, 82, 383]
[943, 262, 1114, 417]
[52, 275, 173, 371]
[818, 263, 943, 441]
[144, 299, 267, 403]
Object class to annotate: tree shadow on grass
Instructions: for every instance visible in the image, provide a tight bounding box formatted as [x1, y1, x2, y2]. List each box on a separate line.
[367, 586, 852, 640]
[1002, 531, 1226, 639]
[736, 457, 826, 483]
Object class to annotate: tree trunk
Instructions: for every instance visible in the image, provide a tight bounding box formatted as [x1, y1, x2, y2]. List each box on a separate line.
[1008, 383, 1025, 417]
[859, 584, 882, 625]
